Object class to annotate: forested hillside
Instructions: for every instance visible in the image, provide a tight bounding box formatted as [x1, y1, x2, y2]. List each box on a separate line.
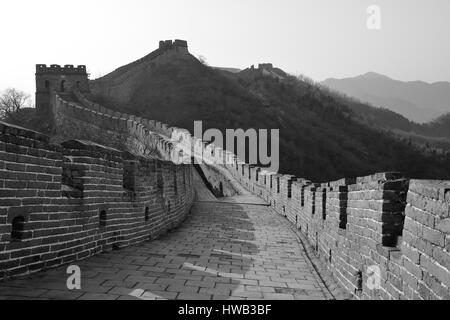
[89, 53, 450, 182]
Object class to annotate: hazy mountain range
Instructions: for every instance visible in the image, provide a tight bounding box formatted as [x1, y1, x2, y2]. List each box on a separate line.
[321, 72, 450, 123]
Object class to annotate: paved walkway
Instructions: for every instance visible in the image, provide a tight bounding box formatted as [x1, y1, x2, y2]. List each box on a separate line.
[0, 196, 331, 300]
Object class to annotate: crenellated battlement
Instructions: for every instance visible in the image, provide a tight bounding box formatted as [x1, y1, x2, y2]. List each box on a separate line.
[258, 63, 273, 70]
[36, 64, 87, 75]
[159, 39, 188, 51]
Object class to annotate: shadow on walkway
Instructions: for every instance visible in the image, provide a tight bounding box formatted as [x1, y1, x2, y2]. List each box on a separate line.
[0, 196, 329, 300]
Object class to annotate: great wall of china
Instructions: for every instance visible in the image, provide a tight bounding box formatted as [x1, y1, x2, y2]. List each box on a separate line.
[0, 40, 449, 300]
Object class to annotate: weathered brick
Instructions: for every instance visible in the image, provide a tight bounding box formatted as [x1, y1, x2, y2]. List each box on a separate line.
[422, 226, 445, 247]
[435, 218, 450, 234]
[400, 243, 421, 264]
[420, 254, 450, 287]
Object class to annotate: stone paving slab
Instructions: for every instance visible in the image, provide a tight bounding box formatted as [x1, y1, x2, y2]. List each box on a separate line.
[0, 196, 332, 300]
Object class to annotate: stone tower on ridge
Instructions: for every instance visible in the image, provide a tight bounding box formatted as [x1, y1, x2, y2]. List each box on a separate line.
[35, 64, 90, 116]
[158, 39, 188, 53]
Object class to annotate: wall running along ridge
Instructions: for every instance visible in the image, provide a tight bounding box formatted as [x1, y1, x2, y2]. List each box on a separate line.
[0, 121, 194, 279]
[0, 73, 231, 280]
[1, 84, 449, 299]
[1, 40, 449, 298]
[50, 86, 450, 299]
[53, 90, 240, 196]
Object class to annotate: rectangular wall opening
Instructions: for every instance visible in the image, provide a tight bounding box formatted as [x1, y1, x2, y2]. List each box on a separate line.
[339, 187, 348, 230]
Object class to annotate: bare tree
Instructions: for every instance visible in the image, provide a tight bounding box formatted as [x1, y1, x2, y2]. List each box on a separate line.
[0, 88, 31, 120]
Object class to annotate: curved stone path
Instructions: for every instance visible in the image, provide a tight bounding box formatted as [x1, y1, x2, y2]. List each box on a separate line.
[0, 196, 331, 300]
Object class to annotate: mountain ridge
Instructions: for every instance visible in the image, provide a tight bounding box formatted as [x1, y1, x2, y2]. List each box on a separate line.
[325, 72, 450, 85]
[87, 43, 450, 182]
[322, 72, 450, 123]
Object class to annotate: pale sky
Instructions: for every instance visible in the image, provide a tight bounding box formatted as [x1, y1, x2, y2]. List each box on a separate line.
[1, 0, 449, 99]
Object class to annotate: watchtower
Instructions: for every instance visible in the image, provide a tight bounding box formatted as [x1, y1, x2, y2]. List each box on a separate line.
[258, 63, 274, 70]
[158, 39, 189, 53]
[35, 64, 90, 116]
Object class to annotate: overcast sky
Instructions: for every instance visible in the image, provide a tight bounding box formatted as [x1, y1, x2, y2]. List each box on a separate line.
[1, 0, 449, 98]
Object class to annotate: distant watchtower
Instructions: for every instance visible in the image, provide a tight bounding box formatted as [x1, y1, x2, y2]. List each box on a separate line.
[158, 39, 189, 53]
[35, 64, 90, 116]
[258, 63, 274, 70]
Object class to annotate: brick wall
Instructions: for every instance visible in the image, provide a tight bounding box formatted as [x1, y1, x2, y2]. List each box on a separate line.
[53, 92, 178, 162]
[223, 159, 450, 300]
[400, 180, 450, 299]
[0, 121, 194, 280]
